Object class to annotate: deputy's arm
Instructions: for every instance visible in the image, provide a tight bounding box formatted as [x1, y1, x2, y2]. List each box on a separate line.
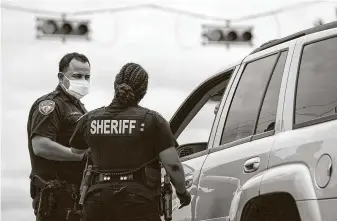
[159, 147, 186, 194]
[30, 99, 83, 161]
[152, 111, 187, 194]
[69, 113, 90, 153]
[32, 136, 84, 161]
[71, 147, 87, 155]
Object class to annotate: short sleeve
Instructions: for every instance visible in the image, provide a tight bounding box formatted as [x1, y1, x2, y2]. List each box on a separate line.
[30, 99, 62, 141]
[152, 112, 179, 155]
[69, 114, 89, 150]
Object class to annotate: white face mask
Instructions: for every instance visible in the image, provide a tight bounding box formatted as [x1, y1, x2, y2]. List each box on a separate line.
[60, 74, 90, 99]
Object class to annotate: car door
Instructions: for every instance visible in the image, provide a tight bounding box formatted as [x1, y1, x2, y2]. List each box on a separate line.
[162, 66, 239, 221]
[266, 28, 337, 221]
[195, 41, 295, 221]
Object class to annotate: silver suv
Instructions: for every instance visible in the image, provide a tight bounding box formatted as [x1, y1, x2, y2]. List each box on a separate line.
[165, 21, 337, 221]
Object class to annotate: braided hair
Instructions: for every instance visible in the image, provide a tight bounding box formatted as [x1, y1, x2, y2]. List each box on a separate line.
[114, 63, 149, 106]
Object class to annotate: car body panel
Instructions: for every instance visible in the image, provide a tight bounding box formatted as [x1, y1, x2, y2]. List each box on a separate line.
[266, 28, 337, 201]
[166, 22, 337, 221]
[194, 39, 296, 221]
[166, 65, 239, 221]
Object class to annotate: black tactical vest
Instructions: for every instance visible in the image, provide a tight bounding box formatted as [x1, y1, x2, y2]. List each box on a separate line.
[86, 106, 153, 172]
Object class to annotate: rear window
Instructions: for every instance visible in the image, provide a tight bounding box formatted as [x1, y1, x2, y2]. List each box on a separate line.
[295, 36, 337, 127]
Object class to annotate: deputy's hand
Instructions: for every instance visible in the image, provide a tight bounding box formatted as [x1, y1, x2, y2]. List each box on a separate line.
[176, 190, 191, 209]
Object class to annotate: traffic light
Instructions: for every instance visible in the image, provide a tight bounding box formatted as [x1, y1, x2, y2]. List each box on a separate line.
[36, 17, 90, 41]
[201, 24, 253, 46]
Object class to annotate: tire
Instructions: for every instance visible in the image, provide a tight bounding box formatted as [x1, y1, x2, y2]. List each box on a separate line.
[243, 197, 301, 221]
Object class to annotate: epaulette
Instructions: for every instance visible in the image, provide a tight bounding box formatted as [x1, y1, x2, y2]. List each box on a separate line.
[46, 90, 61, 100]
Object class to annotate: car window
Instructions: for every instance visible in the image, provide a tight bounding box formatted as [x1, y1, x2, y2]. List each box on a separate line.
[177, 99, 219, 144]
[295, 36, 337, 126]
[255, 51, 288, 134]
[221, 54, 279, 145]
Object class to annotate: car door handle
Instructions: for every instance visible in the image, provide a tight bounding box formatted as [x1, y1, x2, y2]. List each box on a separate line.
[185, 174, 194, 189]
[244, 157, 260, 173]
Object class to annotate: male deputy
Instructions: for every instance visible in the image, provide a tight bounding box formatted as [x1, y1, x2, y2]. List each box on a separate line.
[70, 63, 191, 221]
[27, 52, 91, 221]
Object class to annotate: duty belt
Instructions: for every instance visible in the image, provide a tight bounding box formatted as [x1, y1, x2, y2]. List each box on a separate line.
[79, 156, 160, 205]
[95, 173, 135, 183]
[31, 175, 79, 194]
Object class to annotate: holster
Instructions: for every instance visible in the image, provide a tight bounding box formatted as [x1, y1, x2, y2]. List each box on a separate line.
[30, 175, 57, 220]
[30, 175, 80, 220]
[160, 174, 173, 221]
[38, 188, 57, 219]
[79, 165, 93, 205]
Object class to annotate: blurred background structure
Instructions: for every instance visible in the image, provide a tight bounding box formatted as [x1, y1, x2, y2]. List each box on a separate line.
[1, 0, 337, 220]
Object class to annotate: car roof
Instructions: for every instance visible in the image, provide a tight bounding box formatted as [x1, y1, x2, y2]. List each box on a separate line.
[250, 21, 337, 55]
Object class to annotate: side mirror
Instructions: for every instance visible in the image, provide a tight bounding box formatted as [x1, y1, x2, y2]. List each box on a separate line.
[177, 142, 208, 158]
[214, 103, 220, 115]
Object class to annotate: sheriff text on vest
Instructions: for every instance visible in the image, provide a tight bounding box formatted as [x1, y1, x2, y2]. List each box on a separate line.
[90, 119, 138, 135]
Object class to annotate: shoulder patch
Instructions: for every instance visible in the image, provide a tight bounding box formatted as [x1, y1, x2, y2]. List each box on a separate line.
[39, 100, 55, 115]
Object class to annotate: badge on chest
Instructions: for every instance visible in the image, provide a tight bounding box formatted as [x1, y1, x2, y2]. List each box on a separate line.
[66, 111, 83, 125]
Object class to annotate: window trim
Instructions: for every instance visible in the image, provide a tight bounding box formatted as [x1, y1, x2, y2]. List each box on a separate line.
[293, 113, 337, 129]
[292, 34, 337, 129]
[210, 65, 243, 148]
[210, 136, 252, 154]
[208, 67, 239, 149]
[209, 130, 275, 153]
[219, 51, 282, 145]
[253, 49, 289, 135]
[252, 130, 275, 141]
[252, 51, 282, 134]
[180, 149, 210, 163]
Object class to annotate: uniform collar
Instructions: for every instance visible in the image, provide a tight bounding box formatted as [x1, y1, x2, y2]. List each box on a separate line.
[55, 84, 83, 106]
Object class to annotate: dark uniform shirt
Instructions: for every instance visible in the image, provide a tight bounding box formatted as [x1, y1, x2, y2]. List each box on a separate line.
[70, 99, 178, 173]
[27, 85, 87, 184]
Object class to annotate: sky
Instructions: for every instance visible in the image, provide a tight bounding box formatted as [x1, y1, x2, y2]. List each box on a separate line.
[1, 0, 337, 220]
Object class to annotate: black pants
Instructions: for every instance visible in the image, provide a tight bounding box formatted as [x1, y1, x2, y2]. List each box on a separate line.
[83, 188, 161, 221]
[32, 189, 80, 221]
